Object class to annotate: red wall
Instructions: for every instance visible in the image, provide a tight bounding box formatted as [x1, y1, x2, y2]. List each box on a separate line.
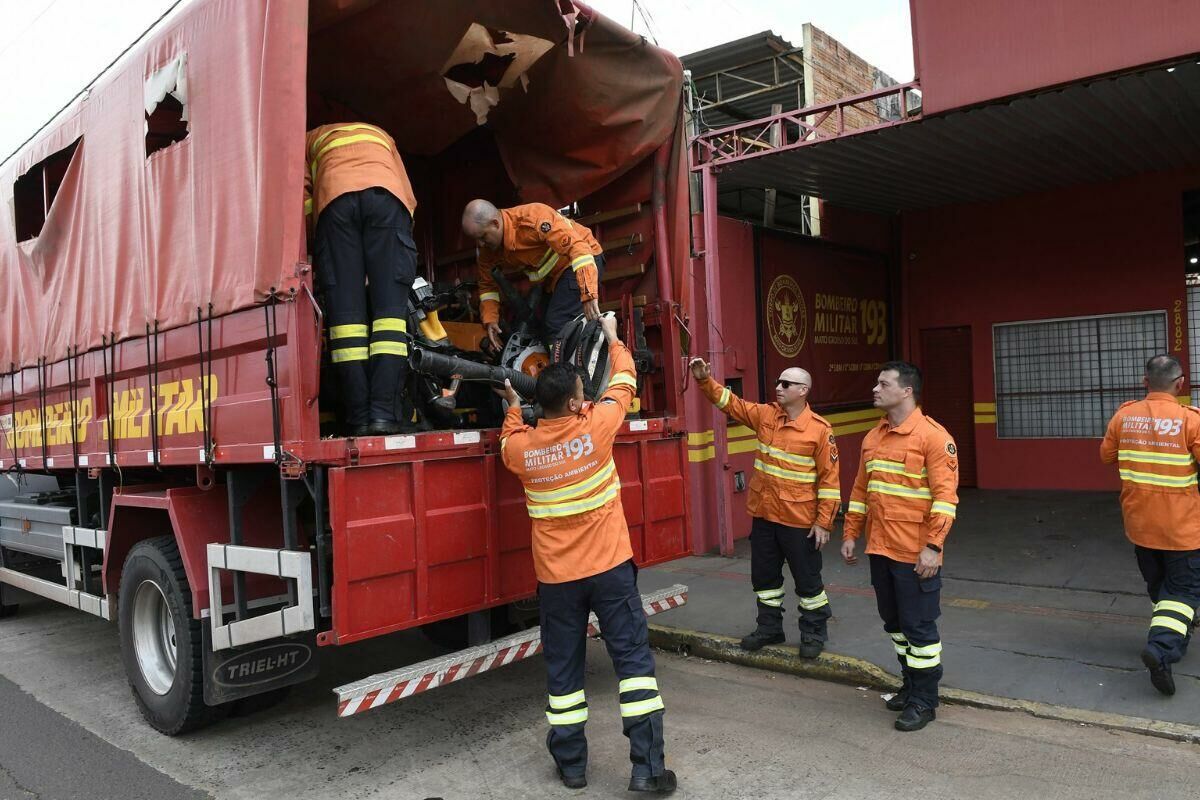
[911, 0, 1200, 114]
[901, 169, 1200, 490]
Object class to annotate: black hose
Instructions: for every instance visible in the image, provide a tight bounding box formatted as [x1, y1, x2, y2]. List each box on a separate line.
[410, 348, 538, 398]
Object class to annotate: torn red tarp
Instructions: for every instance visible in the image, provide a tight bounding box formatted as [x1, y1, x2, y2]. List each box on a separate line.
[0, 0, 685, 370]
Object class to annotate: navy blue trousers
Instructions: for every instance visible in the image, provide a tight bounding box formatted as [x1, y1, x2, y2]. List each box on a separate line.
[870, 555, 943, 710]
[538, 560, 665, 780]
[1135, 545, 1200, 666]
[749, 518, 832, 641]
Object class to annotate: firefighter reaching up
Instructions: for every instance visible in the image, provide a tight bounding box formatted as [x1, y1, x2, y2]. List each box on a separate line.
[499, 315, 676, 795]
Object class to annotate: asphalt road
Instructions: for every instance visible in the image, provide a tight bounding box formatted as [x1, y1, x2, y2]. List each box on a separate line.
[1, 594, 1197, 799]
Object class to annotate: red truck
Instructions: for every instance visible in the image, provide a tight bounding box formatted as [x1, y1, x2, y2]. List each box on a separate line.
[0, 0, 694, 734]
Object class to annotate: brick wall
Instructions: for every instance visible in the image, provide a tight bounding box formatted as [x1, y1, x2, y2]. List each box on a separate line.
[802, 23, 899, 136]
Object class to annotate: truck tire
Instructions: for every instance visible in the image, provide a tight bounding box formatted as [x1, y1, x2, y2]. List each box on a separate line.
[118, 536, 221, 735]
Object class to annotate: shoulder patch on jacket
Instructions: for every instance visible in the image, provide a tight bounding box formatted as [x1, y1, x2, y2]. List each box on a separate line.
[945, 441, 957, 457]
[540, 221, 552, 233]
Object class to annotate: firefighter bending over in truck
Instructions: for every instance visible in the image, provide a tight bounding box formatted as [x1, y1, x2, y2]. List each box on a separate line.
[689, 357, 840, 658]
[498, 315, 677, 795]
[461, 200, 604, 350]
[1101, 354, 1200, 697]
[841, 362, 959, 732]
[305, 122, 417, 436]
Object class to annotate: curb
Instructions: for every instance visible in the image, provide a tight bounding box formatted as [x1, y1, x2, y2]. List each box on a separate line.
[647, 624, 1200, 746]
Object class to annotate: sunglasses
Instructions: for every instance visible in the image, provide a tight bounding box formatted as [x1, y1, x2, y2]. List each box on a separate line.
[776, 380, 806, 389]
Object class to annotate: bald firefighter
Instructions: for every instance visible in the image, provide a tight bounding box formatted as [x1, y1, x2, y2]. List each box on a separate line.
[499, 315, 676, 795]
[461, 200, 604, 349]
[305, 122, 417, 436]
[841, 361, 959, 732]
[1101, 354, 1200, 696]
[690, 358, 841, 658]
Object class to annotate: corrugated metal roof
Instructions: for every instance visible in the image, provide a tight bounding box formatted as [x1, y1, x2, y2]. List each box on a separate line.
[707, 60, 1200, 215]
[682, 31, 808, 131]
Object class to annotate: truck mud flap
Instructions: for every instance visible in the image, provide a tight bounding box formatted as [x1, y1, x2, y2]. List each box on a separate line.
[202, 628, 320, 706]
[334, 583, 688, 718]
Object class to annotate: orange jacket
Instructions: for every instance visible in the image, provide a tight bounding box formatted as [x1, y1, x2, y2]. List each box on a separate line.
[304, 123, 417, 221]
[499, 342, 639, 583]
[698, 377, 841, 529]
[843, 408, 959, 564]
[1100, 392, 1200, 551]
[477, 204, 603, 325]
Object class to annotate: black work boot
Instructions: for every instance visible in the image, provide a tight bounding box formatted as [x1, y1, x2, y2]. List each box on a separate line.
[557, 768, 587, 790]
[628, 769, 677, 794]
[739, 630, 785, 651]
[1142, 647, 1176, 696]
[894, 704, 935, 732]
[885, 689, 909, 712]
[797, 636, 823, 659]
[366, 419, 404, 436]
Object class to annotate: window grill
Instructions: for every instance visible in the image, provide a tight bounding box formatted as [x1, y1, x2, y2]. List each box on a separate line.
[993, 312, 1166, 438]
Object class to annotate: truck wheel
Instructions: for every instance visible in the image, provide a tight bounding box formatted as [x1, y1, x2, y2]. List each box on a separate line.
[118, 536, 221, 735]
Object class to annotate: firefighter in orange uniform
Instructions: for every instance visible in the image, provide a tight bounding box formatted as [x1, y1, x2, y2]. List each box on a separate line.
[689, 358, 841, 658]
[841, 361, 958, 732]
[305, 122, 418, 436]
[1100, 354, 1200, 697]
[499, 315, 676, 795]
[461, 200, 605, 348]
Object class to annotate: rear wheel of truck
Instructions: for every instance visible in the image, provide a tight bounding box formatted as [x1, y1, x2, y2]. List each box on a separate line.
[118, 536, 221, 735]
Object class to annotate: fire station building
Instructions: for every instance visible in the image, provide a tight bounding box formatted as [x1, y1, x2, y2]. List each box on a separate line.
[685, 0, 1200, 554]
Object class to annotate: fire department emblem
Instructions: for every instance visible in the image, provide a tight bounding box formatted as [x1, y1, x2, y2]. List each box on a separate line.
[540, 221, 552, 233]
[766, 275, 807, 358]
[946, 442, 957, 456]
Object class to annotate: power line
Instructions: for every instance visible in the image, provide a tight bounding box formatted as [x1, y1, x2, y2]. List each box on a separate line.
[0, 0, 62, 60]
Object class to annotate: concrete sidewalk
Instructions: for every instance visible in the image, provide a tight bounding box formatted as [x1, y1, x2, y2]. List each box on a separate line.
[641, 488, 1200, 734]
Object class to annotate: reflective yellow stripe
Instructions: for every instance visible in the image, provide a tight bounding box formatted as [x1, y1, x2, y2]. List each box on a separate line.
[1118, 468, 1198, 488]
[817, 488, 841, 500]
[331, 347, 369, 363]
[527, 483, 620, 519]
[369, 342, 408, 357]
[372, 318, 407, 333]
[758, 441, 816, 468]
[618, 677, 659, 693]
[330, 324, 368, 339]
[1151, 616, 1189, 636]
[311, 132, 391, 172]
[526, 460, 616, 503]
[620, 696, 665, 717]
[500, 436, 509, 451]
[526, 248, 560, 281]
[307, 123, 385, 160]
[1118, 449, 1194, 466]
[798, 591, 829, 610]
[479, 291, 501, 304]
[1154, 600, 1195, 620]
[570, 254, 596, 271]
[894, 643, 909, 655]
[908, 642, 942, 657]
[717, 387, 731, 410]
[866, 459, 927, 480]
[906, 654, 941, 669]
[867, 480, 932, 500]
[754, 459, 817, 483]
[847, 500, 868, 515]
[548, 690, 586, 710]
[546, 707, 589, 725]
[756, 588, 785, 599]
[304, 197, 313, 216]
[930, 500, 957, 518]
[889, 632, 908, 643]
[607, 373, 637, 390]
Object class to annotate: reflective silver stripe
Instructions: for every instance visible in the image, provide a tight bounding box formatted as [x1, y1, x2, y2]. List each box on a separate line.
[1117, 449, 1194, 466]
[930, 500, 957, 518]
[570, 254, 596, 271]
[758, 441, 816, 468]
[620, 696, 665, 717]
[866, 479, 932, 500]
[755, 588, 785, 599]
[847, 500, 867, 514]
[866, 459, 926, 480]
[479, 291, 501, 304]
[1118, 468, 1198, 488]
[548, 690, 586, 710]
[1151, 615, 1190, 636]
[526, 248, 560, 281]
[717, 387, 731, 409]
[618, 677, 659, 693]
[906, 641, 942, 669]
[754, 459, 818, 484]
[817, 488, 841, 500]
[526, 482, 620, 519]
[526, 460, 616, 503]
[546, 707, 589, 725]
[1154, 599, 1195, 620]
[798, 591, 829, 610]
[607, 373, 638, 390]
[890, 632, 909, 655]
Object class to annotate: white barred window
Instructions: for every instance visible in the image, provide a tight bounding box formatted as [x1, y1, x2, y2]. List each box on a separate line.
[992, 312, 1166, 438]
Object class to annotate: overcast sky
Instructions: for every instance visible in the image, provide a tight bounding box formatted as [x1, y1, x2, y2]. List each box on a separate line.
[0, 0, 913, 166]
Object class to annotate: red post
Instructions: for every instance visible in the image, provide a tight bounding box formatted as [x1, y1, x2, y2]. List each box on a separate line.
[701, 165, 735, 556]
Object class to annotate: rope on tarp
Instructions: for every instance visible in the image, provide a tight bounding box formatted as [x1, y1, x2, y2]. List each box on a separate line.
[36, 357, 49, 466]
[101, 333, 116, 470]
[263, 295, 283, 465]
[65, 346, 80, 469]
[145, 322, 162, 470]
[196, 305, 215, 467]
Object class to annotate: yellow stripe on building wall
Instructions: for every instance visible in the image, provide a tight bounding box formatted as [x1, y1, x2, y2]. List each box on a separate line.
[975, 400, 996, 424]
